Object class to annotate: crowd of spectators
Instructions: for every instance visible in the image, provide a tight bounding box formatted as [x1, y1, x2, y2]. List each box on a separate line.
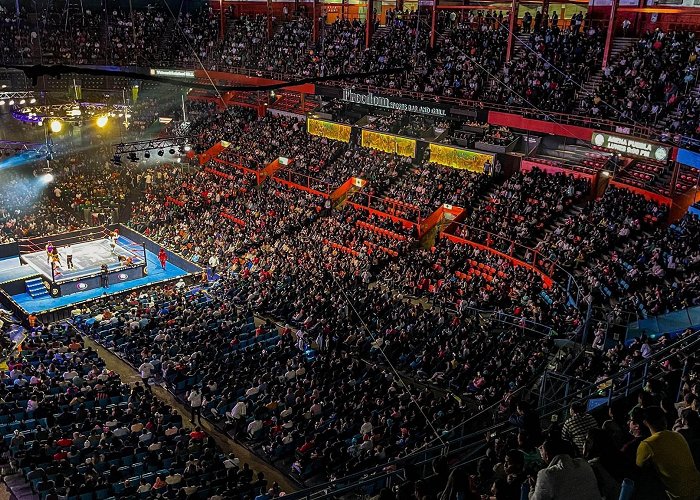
[0, 170, 85, 244]
[0, 5, 31, 63]
[582, 29, 699, 128]
[533, 187, 678, 316]
[0, 320, 276, 499]
[489, 25, 604, 112]
[385, 161, 491, 218]
[456, 168, 591, 249]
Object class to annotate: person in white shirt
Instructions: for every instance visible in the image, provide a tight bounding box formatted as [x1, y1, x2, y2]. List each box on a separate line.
[188, 387, 203, 424]
[208, 254, 220, 275]
[247, 418, 263, 438]
[360, 420, 373, 435]
[138, 360, 154, 393]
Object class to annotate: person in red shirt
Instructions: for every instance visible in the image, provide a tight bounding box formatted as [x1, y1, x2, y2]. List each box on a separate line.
[56, 437, 73, 447]
[158, 248, 168, 270]
[189, 426, 205, 440]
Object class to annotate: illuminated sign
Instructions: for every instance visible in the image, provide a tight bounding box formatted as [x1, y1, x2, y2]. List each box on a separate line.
[118, 273, 128, 281]
[149, 68, 195, 79]
[76, 282, 88, 290]
[341, 89, 447, 117]
[591, 132, 670, 162]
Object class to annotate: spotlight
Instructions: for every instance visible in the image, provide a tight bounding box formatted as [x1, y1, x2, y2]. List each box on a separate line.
[168, 148, 175, 155]
[30, 98, 36, 104]
[96, 115, 109, 128]
[19, 99, 25, 105]
[144, 151, 150, 159]
[7, 100, 14, 106]
[49, 120, 62, 133]
[157, 150, 164, 157]
[112, 154, 122, 165]
[41, 173, 54, 183]
[184, 145, 191, 152]
[0, 100, 5, 106]
[128, 153, 138, 163]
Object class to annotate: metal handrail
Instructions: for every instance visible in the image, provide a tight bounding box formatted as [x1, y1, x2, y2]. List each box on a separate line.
[537, 328, 700, 416]
[444, 220, 585, 309]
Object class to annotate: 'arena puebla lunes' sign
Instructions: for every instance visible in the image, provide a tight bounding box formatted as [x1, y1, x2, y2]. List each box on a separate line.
[591, 132, 670, 162]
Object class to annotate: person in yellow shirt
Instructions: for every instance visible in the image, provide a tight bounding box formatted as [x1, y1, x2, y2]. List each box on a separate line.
[637, 406, 700, 500]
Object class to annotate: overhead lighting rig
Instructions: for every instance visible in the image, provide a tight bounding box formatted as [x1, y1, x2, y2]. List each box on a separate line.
[111, 136, 196, 164]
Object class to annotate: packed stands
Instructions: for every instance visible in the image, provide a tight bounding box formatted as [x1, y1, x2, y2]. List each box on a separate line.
[1, 320, 265, 499]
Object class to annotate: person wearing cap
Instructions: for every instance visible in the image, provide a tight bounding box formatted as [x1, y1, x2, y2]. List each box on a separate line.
[636, 406, 700, 500]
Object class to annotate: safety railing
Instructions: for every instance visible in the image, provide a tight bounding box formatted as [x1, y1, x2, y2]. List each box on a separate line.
[273, 168, 333, 195]
[349, 191, 423, 226]
[444, 221, 584, 309]
[538, 328, 700, 417]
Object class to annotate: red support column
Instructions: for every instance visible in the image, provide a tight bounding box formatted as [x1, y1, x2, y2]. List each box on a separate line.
[430, 0, 437, 49]
[219, 0, 225, 40]
[366, 0, 375, 49]
[267, 0, 273, 40]
[313, 0, 319, 43]
[341, 0, 345, 20]
[602, 0, 618, 69]
[542, 0, 549, 19]
[505, 0, 518, 62]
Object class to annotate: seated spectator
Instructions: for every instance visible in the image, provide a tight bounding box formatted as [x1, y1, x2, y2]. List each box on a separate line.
[637, 406, 700, 499]
[529, 438, 601, 500]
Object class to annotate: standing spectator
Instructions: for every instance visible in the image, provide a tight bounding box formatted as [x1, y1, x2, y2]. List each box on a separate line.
[188, 386, 203, 424]
[139, 358, 154, 394]
[561, 403, 598, 454]
[158, 247, 168, 270]
[636, 406, 700, 500]
[209, 253, 220, 275]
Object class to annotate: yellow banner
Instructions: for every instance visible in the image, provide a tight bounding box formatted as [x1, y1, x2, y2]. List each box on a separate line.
[307, 118, 351, 143]
[361, 129, 416, 158]
[429, 144, 493, 172]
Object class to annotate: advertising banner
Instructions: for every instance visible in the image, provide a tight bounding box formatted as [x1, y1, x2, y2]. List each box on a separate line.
[307, 118, 352, 143]
[429, 144, 493, 172]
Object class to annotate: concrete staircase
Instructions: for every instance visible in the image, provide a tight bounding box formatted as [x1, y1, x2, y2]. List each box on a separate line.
[25, 278, 50, 299]
[575, 37, 637, 112]
[486, 35, 529, 94]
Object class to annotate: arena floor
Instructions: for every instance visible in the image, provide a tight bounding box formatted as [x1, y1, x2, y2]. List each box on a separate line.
[21, 236, 144, 282]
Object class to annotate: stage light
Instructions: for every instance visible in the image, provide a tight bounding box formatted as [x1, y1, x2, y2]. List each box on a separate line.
[41, 173, 54, 183]
[169, 148, 175, 155]
[29, 98, 36, 104]
[49, 120, 63, 133]
[144, 151, 150, 159]
[157, 150, 164, 157]
[112, 154, 121, 165]
[128, 153, 138, 163]
[19, 99, 25, 104]
[96, 115, 109, 128]
[0, 100, 5, 106]
[184, 145, 191, 152]
[7, 100, 14, 106]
